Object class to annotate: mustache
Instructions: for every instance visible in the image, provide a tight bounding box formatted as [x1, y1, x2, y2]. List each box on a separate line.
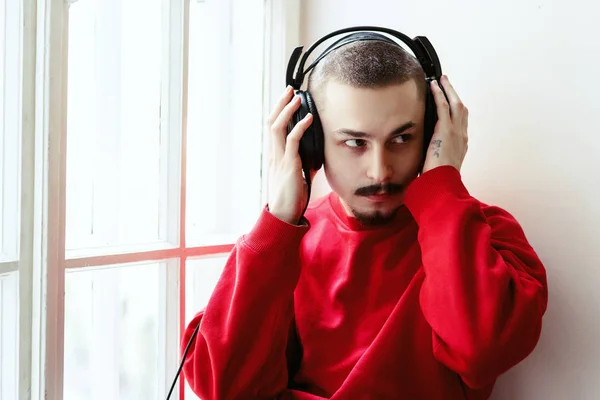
[355, 182, 404, 196]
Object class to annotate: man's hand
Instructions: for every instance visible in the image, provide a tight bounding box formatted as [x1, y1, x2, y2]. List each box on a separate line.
[266, 86, 316, 224]
[422, 75, 469, 174]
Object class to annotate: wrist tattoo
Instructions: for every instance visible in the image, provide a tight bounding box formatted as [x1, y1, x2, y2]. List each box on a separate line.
[431, 139, 442, 157]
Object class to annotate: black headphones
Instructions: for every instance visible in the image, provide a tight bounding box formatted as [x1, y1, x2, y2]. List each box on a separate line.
[286, 26, 445, 218]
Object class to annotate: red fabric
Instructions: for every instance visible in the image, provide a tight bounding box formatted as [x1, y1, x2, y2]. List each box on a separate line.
[181, 166, 548, 399]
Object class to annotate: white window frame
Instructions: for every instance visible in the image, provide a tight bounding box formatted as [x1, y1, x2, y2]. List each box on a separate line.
[0, 0, 24, 269]
[14, 0, 302, 399]
[1, 8, 29, 398]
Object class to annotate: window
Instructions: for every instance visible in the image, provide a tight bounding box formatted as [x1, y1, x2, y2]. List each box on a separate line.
[0, 0, 23, 397]
[0, 0, 22, 267]
[0, 273, 19, 399]
[3, 0, 299, 398]
[60, 0, 265, 398]
[184, 255, 229, 399]
[13, 0, 302, 399]
[64, 261, 164, 399]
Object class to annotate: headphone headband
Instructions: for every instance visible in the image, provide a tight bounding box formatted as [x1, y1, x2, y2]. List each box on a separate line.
[286, 26, 443, 90]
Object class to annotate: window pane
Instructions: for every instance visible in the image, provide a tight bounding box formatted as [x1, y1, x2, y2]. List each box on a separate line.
[185, 255, 228, 323]
[0, 0, 4, 256]
[0, 0, 22, 261]
[65, 0, 164, 251]
[64, 262, 162, 400]
[184, 255, 229, 399]
[186, 0, 265, 246]
[0, 272, 18, 400]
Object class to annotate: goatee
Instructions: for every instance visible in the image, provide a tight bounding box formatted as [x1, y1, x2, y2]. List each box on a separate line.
[351, 207, 401, 226]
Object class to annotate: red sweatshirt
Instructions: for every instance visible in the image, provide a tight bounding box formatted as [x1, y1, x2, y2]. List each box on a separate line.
[181, 166, 548, 399]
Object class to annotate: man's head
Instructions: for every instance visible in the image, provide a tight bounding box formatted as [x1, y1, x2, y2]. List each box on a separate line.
[307, 39, 428, 226]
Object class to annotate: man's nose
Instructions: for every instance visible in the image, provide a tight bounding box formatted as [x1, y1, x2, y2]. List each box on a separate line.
[366, 148, 393, 182]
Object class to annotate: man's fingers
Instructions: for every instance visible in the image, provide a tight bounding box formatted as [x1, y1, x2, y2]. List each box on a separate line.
[284, 112, 313, 163]
[273, 93, 302, 132]
[268, 86, 295, 159]
[268, 86, 294, 127]
[431, 79, 451, 123]
[271, 94, 302, 158]
[439, 75, 468, 115]
[439, 75, 460, 103]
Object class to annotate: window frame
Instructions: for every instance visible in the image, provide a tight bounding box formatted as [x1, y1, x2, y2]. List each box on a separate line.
[0, 0, 23, 268]
[17, 0, 302, 399]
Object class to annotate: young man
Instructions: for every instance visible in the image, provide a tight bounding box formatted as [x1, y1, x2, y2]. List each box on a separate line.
[181, 38, 548, 399]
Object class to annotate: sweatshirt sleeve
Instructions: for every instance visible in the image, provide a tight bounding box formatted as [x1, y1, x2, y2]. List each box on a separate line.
[403, 166, 548, 390]
[181, 206, 310, 400]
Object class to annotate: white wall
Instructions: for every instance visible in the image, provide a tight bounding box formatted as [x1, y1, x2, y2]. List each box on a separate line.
[298, 1, 600, 399]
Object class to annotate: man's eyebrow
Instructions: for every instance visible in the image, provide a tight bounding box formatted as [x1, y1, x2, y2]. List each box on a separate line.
[332, 121, 416, 138]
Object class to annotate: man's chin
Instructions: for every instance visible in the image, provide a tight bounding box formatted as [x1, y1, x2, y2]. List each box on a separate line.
[351, 206, 401, 226]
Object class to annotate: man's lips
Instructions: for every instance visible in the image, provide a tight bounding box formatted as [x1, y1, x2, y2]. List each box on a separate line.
[364, 192, 398, 202]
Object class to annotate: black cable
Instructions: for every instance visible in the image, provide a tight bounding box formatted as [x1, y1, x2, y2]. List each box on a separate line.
[166, 323, 200, 400]
[300, 166, 312, 221]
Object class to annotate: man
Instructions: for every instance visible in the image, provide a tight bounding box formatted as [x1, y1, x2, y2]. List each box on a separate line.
[181, 37, 548, 400]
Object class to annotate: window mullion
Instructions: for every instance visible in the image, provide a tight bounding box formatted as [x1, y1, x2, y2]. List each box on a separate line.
[160, 259, 181, 399]
[30, 0, 70, 399]
[18, 0, 39, 397]
[160, 0, 187, 398]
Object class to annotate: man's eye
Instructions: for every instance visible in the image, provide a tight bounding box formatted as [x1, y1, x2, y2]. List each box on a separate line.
[344, 139, 366, 147]
[391, 135, 410, 144]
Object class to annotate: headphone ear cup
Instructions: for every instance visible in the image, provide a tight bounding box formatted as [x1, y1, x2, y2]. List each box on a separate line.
[303, 91, 324, 170]
[287, 90, 324, 171]
[423, 80, 438, 160]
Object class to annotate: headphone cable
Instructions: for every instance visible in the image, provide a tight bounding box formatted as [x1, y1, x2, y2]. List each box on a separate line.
[166, 323, 200, 400]
[301, 166, 312, 220]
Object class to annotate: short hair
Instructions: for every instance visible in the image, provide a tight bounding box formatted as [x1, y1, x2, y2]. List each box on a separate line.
[307, 39, 427, 105]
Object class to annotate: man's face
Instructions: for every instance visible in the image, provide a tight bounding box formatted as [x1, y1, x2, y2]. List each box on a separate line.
[320, 79, 426, 226]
